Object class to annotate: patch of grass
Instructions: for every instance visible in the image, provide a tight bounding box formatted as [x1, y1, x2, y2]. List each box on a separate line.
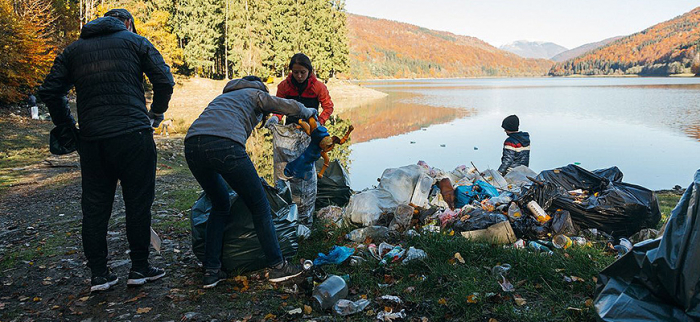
[0, 230, 74, 271]
[656, 192, 682, 229]
[297, 221, 615, 321]
[168, 187, 201, 212]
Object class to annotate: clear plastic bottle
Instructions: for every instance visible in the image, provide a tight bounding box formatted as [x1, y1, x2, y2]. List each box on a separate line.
[311, 275, 349, 312]
[507, 203, 522, 220]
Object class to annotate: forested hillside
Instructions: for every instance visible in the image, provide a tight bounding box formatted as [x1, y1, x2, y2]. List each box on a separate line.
[551, 36, 624, 62]
[0, 0, 349, 105]
[550, 7, 700, 76]
[347, 14, 553, 79]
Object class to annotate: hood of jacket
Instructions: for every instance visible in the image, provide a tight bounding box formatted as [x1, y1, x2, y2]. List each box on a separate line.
[508, 131, 530, 146]
[223, 79, 268, 94]
[80, 17, 127, 39]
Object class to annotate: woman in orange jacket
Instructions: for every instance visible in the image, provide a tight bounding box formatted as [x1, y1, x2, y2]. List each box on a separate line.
[271, 53, 334, 125]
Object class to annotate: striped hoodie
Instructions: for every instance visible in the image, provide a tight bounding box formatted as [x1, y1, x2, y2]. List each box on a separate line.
[498, 131, 530, 174]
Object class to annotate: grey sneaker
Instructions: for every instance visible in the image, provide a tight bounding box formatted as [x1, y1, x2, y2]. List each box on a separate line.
[203, 269, 227, 289]
[91, 270, 119, 292]
[268, 261, 303, 283]
[127, 266, 165, 286]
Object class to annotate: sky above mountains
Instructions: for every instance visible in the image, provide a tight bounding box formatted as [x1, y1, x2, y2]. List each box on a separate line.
[345, 0, 699, 49]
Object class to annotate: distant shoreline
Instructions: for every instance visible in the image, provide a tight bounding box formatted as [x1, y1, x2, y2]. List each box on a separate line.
[350, 73, 698, 81]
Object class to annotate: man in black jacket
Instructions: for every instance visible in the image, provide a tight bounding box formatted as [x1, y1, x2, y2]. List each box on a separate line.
[38, 9, 175, 292]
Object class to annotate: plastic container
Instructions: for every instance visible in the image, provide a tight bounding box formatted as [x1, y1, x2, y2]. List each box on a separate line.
[571, 237, 587, 247]
[526, 201, 551, 223]
[346, 226, 389, 242]
[552, 234, 573, 249]
[507, 203, 522, 220]
[311, 275, 349, 312]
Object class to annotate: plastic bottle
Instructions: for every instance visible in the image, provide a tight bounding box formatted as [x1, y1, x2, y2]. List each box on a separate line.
[526, 201, 551, 223]
[507, 203, 522, 220]
[380, 246, 405, 265]
[528, 241, 553, 255]
[311, 275, 349, 312]
[346, 226, 389, 242]
[552, 234, 573, 249]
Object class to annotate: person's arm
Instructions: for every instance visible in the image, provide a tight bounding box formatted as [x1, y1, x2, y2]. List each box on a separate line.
[37, 52, 75, 126]
[315, 82, 334, 125]
[139, 37, 175, 126]
[257, 91, 317, 120]
[498, 143, 516, 175]
[271, 81, 290, 123]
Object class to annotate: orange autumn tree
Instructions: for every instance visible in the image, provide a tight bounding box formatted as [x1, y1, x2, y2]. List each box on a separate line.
[0, 0, 56, 105]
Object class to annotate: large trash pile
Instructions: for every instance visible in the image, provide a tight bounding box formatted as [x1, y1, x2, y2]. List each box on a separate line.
[341, 161, 661, 256]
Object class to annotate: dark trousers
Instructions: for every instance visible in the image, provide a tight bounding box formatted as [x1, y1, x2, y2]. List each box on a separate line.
[184, 135, 284, 270]
[79, 130, 156, 276]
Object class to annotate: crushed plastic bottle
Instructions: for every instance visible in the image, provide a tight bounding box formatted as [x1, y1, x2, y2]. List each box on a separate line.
[311, 275, 349, 312]
[570, 236, 587, 247]
[401, 246, 427, 264]
[346, 226, 390, 243]
[380, 246, 405, 265]
[333, 299, 370, 316]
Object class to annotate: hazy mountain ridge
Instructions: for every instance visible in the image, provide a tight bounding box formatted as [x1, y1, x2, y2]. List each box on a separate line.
[551, 36, 624, 62]
[550, 7, 700, 76]
[499, 40, 568, 59]
[346, 14, 553, 79]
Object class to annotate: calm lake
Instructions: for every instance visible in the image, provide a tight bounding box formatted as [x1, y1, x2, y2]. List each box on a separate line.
[339, 77, 700, 191]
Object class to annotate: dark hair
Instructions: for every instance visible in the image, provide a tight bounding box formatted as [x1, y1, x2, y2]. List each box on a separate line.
[242, 75, 262, 83]
[288, 53, 313, 73]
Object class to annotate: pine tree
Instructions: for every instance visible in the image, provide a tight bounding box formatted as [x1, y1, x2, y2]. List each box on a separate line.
[176, 0, 223, 76]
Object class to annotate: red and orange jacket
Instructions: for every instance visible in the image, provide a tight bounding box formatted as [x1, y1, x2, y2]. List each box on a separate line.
[274, 73, 334, 125]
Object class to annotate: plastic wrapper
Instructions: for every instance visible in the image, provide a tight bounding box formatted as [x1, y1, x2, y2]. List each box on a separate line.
[504, 165, 537, 188]
[594, 169, 700, 321]
[190, 179, 298, 273]
[479, 169, 509, 190]
[401, 246, 427, 264]
[454, 180, 499, 208]
[346, 226, 390, 243]
[333, 299, 370, 316]
[316, 205, 344, 226]
[345, 189, 398, 226]
[315, 159, 352, 209]
[270, 123, 316, 225]
[536, 164, 661, 237]
[410, 174, 434, 208]
[314, 246, 355, 266]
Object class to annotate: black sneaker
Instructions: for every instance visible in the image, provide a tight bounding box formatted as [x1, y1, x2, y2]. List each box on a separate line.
[202, 269, 227, 289]
[91, 270, 119, 292]
[268, 261, 303, 283]
[127, 266, 166, 286]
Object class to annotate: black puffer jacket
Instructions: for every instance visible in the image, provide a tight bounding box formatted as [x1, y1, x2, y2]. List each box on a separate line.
[38, 17, 175, 140]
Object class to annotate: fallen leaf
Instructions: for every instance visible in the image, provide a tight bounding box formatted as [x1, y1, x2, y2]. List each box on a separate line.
[280, 294, 289, 300]
[592, 276, 598, 283]
[564, 253, 571, 259]
[124, 292, 146, 303]
[585, 298, 594, 307]
[303, 305, 312, 314]
[33, 297, 41, 302]
[571, 276, 585, 282]
[263, 313, 276, 320]
[438, 298, 447, 305]
[233, 276, 249, 292]
[513, 294, 526, 306]
[454, 253, 465, 264]
[78, 296, 90, 302]
[360, 294, 368, 299]
[489, 318, 499, 322]
[136, 307, 151, 314]
[555, 268, 565, 273]
[51, 305, 59, 310]
[404, 286, 415, 293]
[466, 294, 478, 303]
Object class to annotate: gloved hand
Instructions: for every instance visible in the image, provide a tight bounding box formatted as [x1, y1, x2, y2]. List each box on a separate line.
[302, 107, 318, 121]
[148, 110, 164, 128]
[265, 115, 279, 128]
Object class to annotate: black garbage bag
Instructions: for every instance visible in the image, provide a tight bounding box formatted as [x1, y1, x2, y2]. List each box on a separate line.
[511, 216, 550, 240]
[592, 166, 623, 183]
[315, 159, 352, 209]
[536, 164, 661, 237]
[190, 179, 299, 273]
[453, 210, 507, 232]
[594, 169, 700, 321]
[550, 209, 578, 236]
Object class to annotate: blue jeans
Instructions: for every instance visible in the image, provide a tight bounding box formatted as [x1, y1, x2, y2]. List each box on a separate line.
[184, 135, 284, 270]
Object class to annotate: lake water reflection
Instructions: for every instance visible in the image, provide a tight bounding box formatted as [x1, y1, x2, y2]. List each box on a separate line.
[342, 77, 700, 190]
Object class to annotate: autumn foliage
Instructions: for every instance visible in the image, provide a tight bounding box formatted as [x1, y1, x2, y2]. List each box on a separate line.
[0, 0, 56, 104]
[346, 14, 553, 79]
[550, 7, 700, 76]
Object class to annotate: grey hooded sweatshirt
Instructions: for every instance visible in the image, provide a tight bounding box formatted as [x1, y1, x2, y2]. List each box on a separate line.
[185, 79, 315, 145]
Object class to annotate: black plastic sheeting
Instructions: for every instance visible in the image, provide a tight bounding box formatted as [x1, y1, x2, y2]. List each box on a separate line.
[190, 179, 299, 273]
[595, 169, 700, 321]
[534, 164, 661, 238]
[315, 159, 352, 209]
